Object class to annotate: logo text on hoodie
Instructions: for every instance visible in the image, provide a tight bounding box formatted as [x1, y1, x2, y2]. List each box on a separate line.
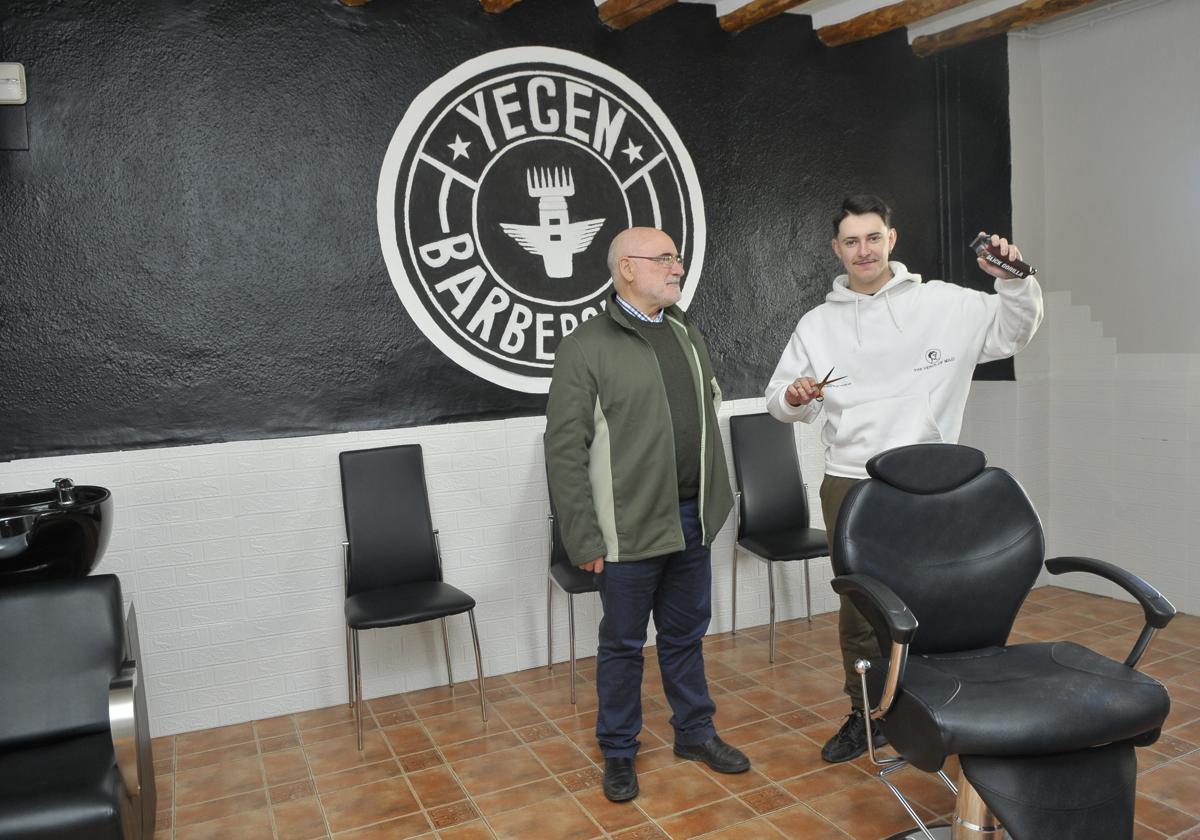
[377, 47, 706, 394]
[915, 347, 956, 371]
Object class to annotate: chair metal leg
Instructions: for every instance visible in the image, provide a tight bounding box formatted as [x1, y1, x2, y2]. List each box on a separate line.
[440, 617, 455, 687]
[467, 609, 487, 722]
[731, 543, 739, 635]
[351, 628, 363, 751]
[767, 560, 777, 663]
[567, 592, 577, 705]
[803, 557, 812, 623]
[345, 624, 354, 710]
[546, 575, 554, 672]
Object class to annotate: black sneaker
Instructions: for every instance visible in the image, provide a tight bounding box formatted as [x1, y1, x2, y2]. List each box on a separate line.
[820, 709, 887, 763]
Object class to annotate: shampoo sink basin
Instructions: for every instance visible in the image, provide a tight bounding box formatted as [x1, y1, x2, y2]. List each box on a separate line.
[0, 479, 112, 583]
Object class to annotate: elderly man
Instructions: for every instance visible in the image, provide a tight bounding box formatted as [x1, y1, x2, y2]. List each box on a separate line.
[545, 226, 749, 802]
[765, 194, 1044, 763]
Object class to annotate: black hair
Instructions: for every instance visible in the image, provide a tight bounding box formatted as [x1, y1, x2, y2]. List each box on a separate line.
[833, 195, 893, 237]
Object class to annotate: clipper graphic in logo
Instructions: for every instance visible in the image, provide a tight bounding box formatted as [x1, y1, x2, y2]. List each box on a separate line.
[378, 47, 706, 393]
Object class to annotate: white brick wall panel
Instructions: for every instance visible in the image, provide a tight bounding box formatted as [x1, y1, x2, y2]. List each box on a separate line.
[428, 489, 483, 513]
[98, 553, 136, 574]
[276, 508, 341, 533]
[279, 588, 341, 613]
[228, 451, 294, 474]
[474, 430, 509, 450]
[149, 692, 194, 717]
[155, 670, 214, 693]
[130, 460, 190, 483]
[450, 450, 506, 472]
[133, 525, 175, 549]
[251, 676, 289, 699]
[142, 651, 185, 676]
[177, 560, 243, 588]
[285, 665, 344, 693]
[183, 642, 247, 670]
[139, 566, 180, 591]
[428, 471, 482, 492]
[208, 622, 249, 646]
[188, 683, 252, 710]
[140, 583, 213, 611]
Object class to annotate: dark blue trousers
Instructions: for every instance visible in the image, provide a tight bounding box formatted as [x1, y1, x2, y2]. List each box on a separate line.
[594, 498, 717, 758]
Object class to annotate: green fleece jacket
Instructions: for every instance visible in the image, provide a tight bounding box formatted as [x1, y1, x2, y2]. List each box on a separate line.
[544, 295, 734, 566]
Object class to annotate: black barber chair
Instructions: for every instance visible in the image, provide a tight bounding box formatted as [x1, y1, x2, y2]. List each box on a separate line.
[0, 574, 155, 840]
[831, 444, 1174, 840]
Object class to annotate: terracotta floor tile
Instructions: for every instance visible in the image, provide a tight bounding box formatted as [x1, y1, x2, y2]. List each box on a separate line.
[439, 729, 522, 762]
[400, 749, 445, 772]
[366, 693, 410, 714]
[735, 685, 803, 717]
[741, 784, 798, 815]
[331, 811, 431, 839]
[174, 754, 264, 806]
[302, 719, 377, 745]
[263, 747, 310, 786]
[320, 776, 422, 834]
[558, 764, 605, 792]
[487, 796, 603, 840]
[516, 721, 561, 742]
[693, 816, 786, 839]
[407, 765, 468, 809]
[295, 704, 359, 731]
[1138, 762, 1200, 818]
[315, 759, 404, 794]
[742, 732, 827, 782]
[1136, 792, 1200, 836]
[635, 762, 729, 819]
[437, 821, 494, 840]
[175, 722, 256, 756]
[428, 801, 479, 830]
[613, 824, 671, 840]
[765, 803, 847, 839]
[808, 779, 938, 839]
[173, 807, 273, 840]
[493, 696, 551, 729]
[451, 744, 550, 797]
[373, 707, 417, 728]
[656, 796, 756, 839]
[261, 731, 302, 753]
[383, 722, 435, 757]
[271, 778, 317, 805]
[782, 763, 873, 801]
[254, 713, 299, 739]
[306, 731, 392, 777]
[175, 789, 268, 827]
[574, 787, 652, 833]
[532, 736, 593, 774]
[274, 796, 329, 840]
[725, 716, 791, 747]
[422, 706, 506, 746]
[473, 776, 569, 817]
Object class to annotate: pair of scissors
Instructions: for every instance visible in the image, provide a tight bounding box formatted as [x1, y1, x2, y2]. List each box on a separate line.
[814, 367, 847, 402]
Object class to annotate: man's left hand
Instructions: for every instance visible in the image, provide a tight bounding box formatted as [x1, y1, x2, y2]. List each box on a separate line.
[977, 233, 1025, 281]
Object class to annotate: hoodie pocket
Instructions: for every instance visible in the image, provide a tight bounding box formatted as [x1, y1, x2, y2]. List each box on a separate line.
[833, 394, 943, 456]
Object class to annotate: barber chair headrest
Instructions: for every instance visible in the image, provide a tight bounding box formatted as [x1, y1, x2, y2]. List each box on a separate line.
[866, 444, 987, 495]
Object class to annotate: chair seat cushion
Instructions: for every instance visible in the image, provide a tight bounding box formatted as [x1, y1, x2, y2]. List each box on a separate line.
[739, 529, 828, 562]
[346, 581, 475, 629]
[877, 642, 1170, 772]
[0, 732, 125, 840]
[550, 562, 599, 595]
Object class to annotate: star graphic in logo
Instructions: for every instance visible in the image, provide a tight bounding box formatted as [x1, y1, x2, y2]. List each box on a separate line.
[447, 134, 471, 160]
[621, 139, 643, 164]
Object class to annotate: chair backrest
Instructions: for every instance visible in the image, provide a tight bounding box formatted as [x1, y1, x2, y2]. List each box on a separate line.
[339, 444, 440, 595]
[0, 573, 124, 750]
[834, 444, 1044, 655]
[547, 497, 572, 570]
[729, 412, 811, 537]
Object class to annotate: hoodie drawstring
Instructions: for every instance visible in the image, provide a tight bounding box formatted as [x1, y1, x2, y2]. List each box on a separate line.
[853, 298, 862, 347]
[884, 289, 903, 334]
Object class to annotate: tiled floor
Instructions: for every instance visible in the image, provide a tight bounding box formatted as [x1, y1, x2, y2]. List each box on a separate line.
[151, 586, 1200, 839]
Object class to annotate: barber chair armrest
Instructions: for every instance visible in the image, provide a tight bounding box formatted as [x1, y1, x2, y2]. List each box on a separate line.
[1046, 555, 1176, 667]
[832, 574, 917, 717]
[831, 574, 918, 644]
[108, 659, 142, 797]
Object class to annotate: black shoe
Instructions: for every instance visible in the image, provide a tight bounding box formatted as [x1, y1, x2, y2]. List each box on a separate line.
[602, 757, 639, 802]
[821, 709, 887, 763]
[673, 735, 750, 773]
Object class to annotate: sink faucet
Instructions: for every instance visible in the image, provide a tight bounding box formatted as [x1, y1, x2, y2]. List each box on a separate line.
[53, 478, 76, 505]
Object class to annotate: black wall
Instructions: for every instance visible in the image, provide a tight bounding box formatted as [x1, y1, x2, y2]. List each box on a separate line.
[0, 0, 1011, 461]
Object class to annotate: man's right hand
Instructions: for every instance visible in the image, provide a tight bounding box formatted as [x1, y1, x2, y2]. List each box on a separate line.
[784, 377, 821, 407]
[579, 556, 605, 574]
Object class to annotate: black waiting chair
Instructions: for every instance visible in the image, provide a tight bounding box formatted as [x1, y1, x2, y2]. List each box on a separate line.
[832, 444, 1174, 840]
[729, 412, 829, 661]
[339, 444, 486, 750]
[0, 574, 155, 840]
[546, 501, 598, 705]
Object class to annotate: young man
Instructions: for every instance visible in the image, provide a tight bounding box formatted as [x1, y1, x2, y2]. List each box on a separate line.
[765, 195, 1043, 762]
[545, 227, 750, 802]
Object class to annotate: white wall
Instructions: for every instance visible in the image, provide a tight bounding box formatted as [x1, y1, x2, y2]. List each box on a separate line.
[1001, 0, 1200, 612]
[0, 399, 840, 737]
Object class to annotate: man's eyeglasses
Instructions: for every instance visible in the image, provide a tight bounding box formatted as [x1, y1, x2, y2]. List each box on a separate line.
[624, 254, 685, 268]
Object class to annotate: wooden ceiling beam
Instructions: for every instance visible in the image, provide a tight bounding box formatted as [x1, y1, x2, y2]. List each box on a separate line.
[718, 0, 807, 34]
[911, 0, 1101, 56]
[480, 0, 522, 11]
[816, 0, 974, 47]
[598, 0, 679, 31]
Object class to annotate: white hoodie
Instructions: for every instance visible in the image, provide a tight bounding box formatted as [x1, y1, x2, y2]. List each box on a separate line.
[765, 262, 1043, 479]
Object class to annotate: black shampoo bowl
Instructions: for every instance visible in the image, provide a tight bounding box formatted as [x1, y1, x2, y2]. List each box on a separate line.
[0, 479, 112, 583]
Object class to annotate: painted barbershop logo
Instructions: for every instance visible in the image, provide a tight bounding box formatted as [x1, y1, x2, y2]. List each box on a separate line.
[377, 47, 706, 393]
